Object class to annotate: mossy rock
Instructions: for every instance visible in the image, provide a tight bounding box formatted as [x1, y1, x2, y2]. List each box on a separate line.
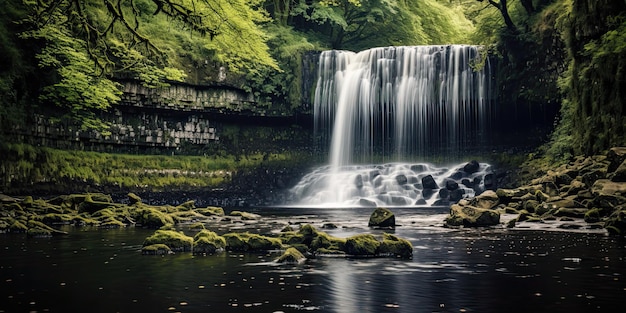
[278, 231, 305, 245]
[193, 230, 226, 255]
[281, 225, 294, 232]
[247, 234, 282, 250]
[344, 234, 380, 256]
[584, 208, 601, 223]
[176, 200, 196, 211]
[78, 195, 114, 214]
[133, 207, 175, 228]
[9, 220, 28, 233]
[378, 233, 413, 258]
[368, 207, 395, 228]
[229, 210, 261, 220]
[128, 193, 142, 204]
[196, 206, 225, 217]
[604, 209, 626, 235]
[99, 216, 126, 228]
[275, 247, 306, 264]
[27, 227, 52, 237]
[170, 210, 204, 223]
[223, 233, 248, 251]
[445, 204, 500, 227]
[35, 213, 74, 225]
[27, 220, 67, 236]
[141, 244, 172, 255]
[143, 230, 193, 252]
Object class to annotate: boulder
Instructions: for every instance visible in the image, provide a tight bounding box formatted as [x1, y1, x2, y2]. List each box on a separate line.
[378, 233, 413, 258]
[592, 179, 626, 196]
[607, 147, 626, 172]
[344, 234, 380, 256]
[143, 229, 193, 252]
[275, 247, 306, 264]
[609, 159, 626, 182]
[445, 204, 500, 227]
[445, 180, 459, 191]
[421, 175, 438, 189]
[395, 174, 408, 185]
[469, 190, 499, 210]
[193, 230, 226, 255]
[463, 160, 480, 174]
[355, 174, 364, 188]
[368, 207, 395, 228]
[359, 198, 377, 207]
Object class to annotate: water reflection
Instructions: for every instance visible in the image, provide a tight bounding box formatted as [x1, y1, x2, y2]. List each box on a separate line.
[1, 210, 625, 313]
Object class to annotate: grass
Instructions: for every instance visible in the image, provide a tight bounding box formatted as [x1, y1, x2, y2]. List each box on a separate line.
[0, 142, 308, 193]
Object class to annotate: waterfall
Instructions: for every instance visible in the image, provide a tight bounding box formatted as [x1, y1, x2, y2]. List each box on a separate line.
[291, 45, 495, 207]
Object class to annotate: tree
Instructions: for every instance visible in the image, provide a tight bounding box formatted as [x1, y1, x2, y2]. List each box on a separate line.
[477, 0, 517, 32]
[17, 0, 278, 130]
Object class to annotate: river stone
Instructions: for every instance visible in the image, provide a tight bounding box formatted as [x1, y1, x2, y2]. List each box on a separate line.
[368, 207, 395, 228]
[355, 174, 364, 188]
[422, 175, 438, 189]
[445, 204, 500, 227]
[445, 180, 459, 191]
[469, 190, 499, 210]
[609, 159, 626, 182]
[449, 188, 465, 202]
[359, 198, 377, 207]
[463, 160, 480, 174]
[592, 179, 626, 196]
[607, 147, 626, 172]
[396, 174, 408, 185]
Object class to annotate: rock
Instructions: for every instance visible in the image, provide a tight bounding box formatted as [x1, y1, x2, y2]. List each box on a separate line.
[344, 234, 380, 256]
[449, 189, 465, 202]
[141, 244, 172, 255]
[445, 204, 500, 227]
[461, 178, 473, 188]
[484, 173, 496, 190]
[553, 208, 588, 218]
[438, 188, 450, 199]
[359, 198, 377, 207]
[395, 174, 408, 185]
[470, 190, 499, 210]
[610, 159, 626, 182]
[128, 192, 142, 204]
[592, 179, 626, 196]
[421, 175, 438, 189]
[193, 230, 226, 255]
[143, 229, 193, 252]
[445, 180, 459, 191]
[275, 247, 306, 264]
[378, 233, 413, 258]
[229, 210, 261, 220]
[607, 147, 626, 172]
[463, 160, 480, 174]
[414, 198, 427, 205]
[368, 207, 395, 228]
[410, 164, 427, 172]
[355, 175, 364, 188]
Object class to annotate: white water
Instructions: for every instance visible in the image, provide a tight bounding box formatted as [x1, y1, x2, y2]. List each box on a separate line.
[293, 45, 495, 207]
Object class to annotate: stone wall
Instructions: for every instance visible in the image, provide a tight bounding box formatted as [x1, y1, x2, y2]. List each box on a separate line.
[3, 81, 275, 152]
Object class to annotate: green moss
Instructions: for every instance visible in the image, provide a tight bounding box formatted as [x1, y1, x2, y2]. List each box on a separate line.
[143, 229, 193, 252]
[128, 193, 142, 204]
[141, 244, 172, 255]
[275, 247, 306, 264]
[9, 220, 28, 233]
[368, 207, 396, 228]
[379, 233, 413, 258]
[584, 208, 601, 223]
[344, 234, 380, 256]
[223, 233, 248, 251]
[132, 206, 175, 228]
[196, 206, 225, 216]
[176, 200, 196, 211]
[193, 230, 226, 254]
[222, 232, 282, 251]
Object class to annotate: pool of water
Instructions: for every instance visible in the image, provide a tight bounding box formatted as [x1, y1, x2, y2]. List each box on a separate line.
[1, 207, 625, 312]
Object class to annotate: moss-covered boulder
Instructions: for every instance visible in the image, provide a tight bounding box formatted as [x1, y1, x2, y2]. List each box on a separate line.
[368, 207, 395, 228]
[445, 204, 500, 227]
[222, 232, 282, 251]
[193, 230, 226, 255]
[196, 206, 225, 216]
[78, 195, 114, 214]
[344, 234, 380, 256]
[128, 193, 142, 204]
[132, 206, 175, 228]
[143, 230, 193, 252]
[141, 244, 172, 255]
[275, 247, 306, 264]
[378, 233, 413, 258]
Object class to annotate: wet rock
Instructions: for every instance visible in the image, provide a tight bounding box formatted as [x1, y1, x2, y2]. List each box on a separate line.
[607, 147, 626, 172]
[275, 247, 306, 264]
[395, 174, 408, 185]
[143, 229, 193, 252]
[229, 210, 261, 220]
[449, 189, 465, 202]
[469, 190, 499, 210]
[421, 175, 438, 190]
[141, 244, 172, 255]
[368, 207, 395, 228]
[410, 164, 427, 172]
[609, 159, 626, 182]
[193, 230, 226, 255]
[344, 234, 380, 256]
[484, 173, 496, 190]
[445, 204, 500, 227]
[445, 180, 459, 191]
[463, 160, 480, 174]
[359, 198, 377, 207]
[379, 233, 413, 258]
[355, 174, 364, 188]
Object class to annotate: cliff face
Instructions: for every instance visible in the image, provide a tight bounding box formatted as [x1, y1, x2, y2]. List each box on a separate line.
[2, 80, 312, 153]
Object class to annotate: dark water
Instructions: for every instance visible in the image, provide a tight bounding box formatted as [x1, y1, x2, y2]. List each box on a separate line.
[1, 207, 625, 313]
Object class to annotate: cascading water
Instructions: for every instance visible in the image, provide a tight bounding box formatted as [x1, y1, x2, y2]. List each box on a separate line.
[291, 45, 496, 207]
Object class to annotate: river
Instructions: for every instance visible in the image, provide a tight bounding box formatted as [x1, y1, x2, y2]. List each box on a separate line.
[1, 207, 624, 312]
